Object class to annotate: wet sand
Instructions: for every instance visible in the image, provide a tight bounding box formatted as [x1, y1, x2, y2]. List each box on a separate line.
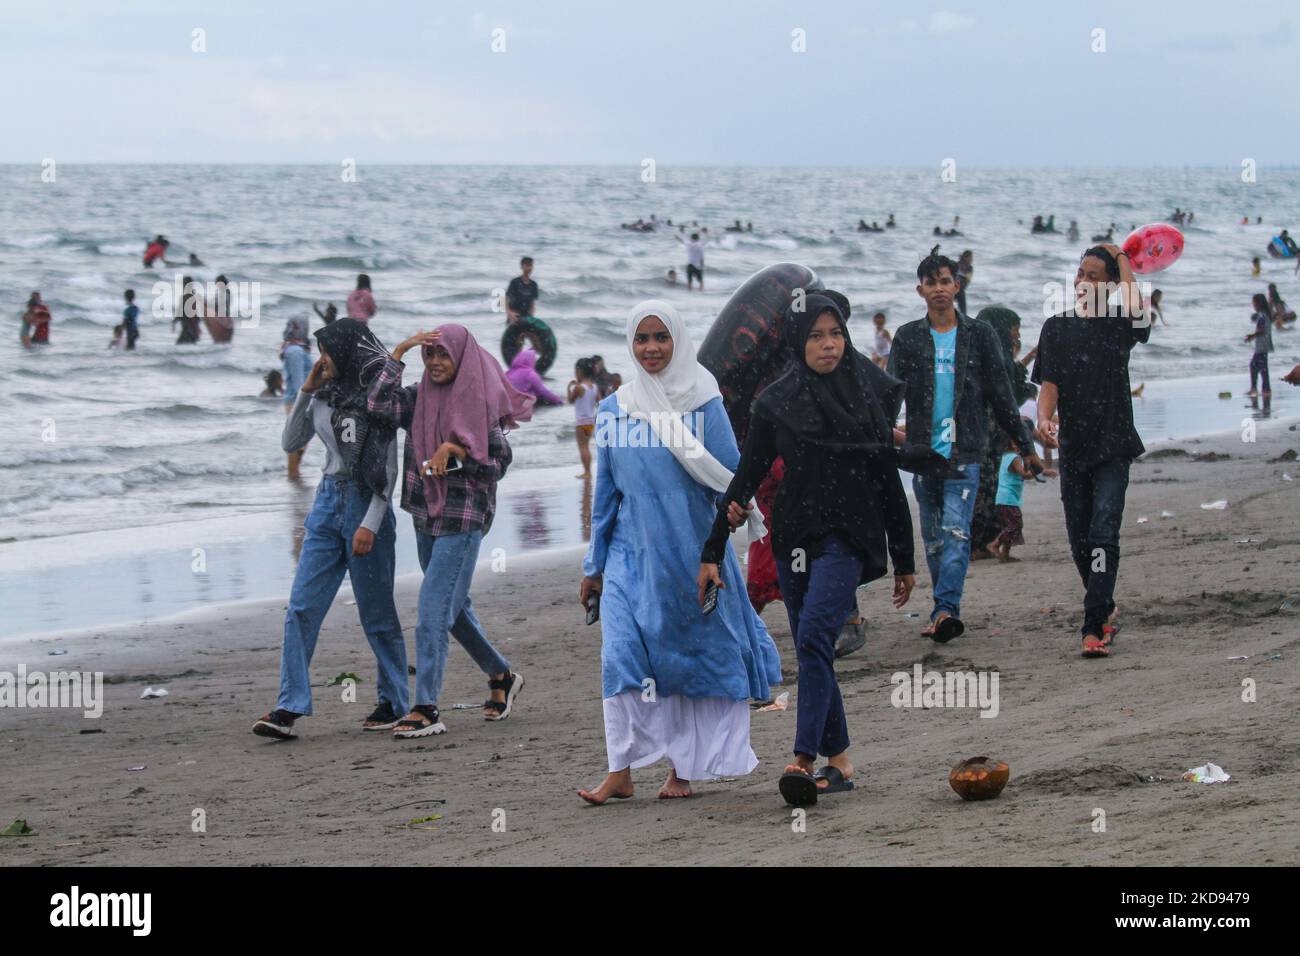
[2, 419, 1298, 866]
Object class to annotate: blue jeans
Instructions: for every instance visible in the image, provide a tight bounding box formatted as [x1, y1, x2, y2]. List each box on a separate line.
[912, 462, 980, 621]
[278, 477, 409, 715]
[414, 529, 511, 708]
[776, 535, 863, 759]
[283, 344, 311, 407]
[1059, 458, 1129, 637]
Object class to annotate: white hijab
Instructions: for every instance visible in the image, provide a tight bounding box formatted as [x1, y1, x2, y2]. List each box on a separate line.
[616, 299, 767, 541]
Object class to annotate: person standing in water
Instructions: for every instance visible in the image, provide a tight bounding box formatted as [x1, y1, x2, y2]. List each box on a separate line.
[1246, 292, 1274, 398]
[1032, 244, 1149, 658]
[367, 324, 532, 737]
[505, 257, 540, 324]
[122, 289, 140, 350]
[676, 231, 706, 291]
[20, 292, 52, 347]
[172, 276, 202, 344]
[281, 314, 314, 478]
[251, 319, 408, 740]
[577, 300, 780, 805]
[347, 274, 377, 323]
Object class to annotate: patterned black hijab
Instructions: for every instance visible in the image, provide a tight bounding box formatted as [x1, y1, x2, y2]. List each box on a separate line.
[313, 319, 395, 498]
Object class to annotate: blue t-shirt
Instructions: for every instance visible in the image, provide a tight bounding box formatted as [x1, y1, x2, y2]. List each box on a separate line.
[995, 452, 1024, 506]
[123, 303, 140, 328]
[929, 326, 958, 458]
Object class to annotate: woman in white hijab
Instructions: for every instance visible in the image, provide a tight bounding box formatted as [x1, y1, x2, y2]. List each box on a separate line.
[577, 300, 781, 805]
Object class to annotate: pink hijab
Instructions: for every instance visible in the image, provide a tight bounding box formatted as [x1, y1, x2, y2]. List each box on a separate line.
[411, 324, 534, 514]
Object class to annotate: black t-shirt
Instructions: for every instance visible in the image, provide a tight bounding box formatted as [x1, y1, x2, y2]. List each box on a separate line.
[1031, 310, 1149, 468]
[506, 276, 539, 316]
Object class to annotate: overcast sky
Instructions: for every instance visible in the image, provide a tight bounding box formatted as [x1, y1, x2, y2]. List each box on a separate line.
[4, 0, 1297, 165]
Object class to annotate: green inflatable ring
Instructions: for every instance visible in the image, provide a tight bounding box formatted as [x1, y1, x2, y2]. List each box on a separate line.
[501, 317, 558, 376]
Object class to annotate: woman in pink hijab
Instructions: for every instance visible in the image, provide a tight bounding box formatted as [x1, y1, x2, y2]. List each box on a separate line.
[367, 323, 534, 738]
[506, 348, 564, 405]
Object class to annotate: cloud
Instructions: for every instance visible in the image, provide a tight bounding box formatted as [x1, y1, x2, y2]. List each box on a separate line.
[929, 11, 976, 33]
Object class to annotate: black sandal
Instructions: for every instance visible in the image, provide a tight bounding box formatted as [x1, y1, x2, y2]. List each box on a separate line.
[779, 767, 819, 807]
[932, 615, 965, 644]
[483, 671, 525, 721]
[393, 704, 447, 739]
[814, 765, 856, 795]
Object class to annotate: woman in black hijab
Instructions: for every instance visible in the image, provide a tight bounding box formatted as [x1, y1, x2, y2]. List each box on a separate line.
[699, 291, 946, 806]
[970, 307, 1038, 558]
[251, 319, 408, 741]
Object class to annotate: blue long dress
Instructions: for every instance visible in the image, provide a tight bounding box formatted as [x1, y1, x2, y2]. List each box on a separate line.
[583, 394, 782, 778]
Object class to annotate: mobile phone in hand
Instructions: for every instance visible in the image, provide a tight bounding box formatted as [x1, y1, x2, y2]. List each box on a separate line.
[702, 580, 719, 616]
[585, 592, 601, 626]
[422, 456, 464, 476]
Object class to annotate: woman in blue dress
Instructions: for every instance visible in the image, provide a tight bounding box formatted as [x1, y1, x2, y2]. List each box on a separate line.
[577, 300, 781, 804]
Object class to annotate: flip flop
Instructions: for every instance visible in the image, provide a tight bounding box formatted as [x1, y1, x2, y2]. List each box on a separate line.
[813, 765, 856, 795]
[779, 768, 818, 807]
[932, 616, 965, 644]
[1081, 634, 1110, 658]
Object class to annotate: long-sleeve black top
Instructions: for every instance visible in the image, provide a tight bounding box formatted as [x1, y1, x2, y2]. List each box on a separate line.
[700, 411, 915, 583]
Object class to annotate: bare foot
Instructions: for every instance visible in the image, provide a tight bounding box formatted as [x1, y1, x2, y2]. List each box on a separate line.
[575, 472, 591, 479]
[578, 770, 634, 806]
[658, 768, 693, 799]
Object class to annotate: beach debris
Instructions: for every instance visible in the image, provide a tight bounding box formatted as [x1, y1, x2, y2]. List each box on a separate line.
[79, 728, 104, 735]
[949, 756, 1010, 801]
[1265, 653, 1282, 661]
[1226, 655, 1250, 662]
[1182, 763, 1230, 784]
[1234, 538, 1254, 544]
[757, 692, 790, 713]
[48, 649, 67, 656]
[1200, 500, 1228, 510]
[905, 612, 920, 618]
[139, 687, 168, 699]
[451, 703, 478, 710]
[1160, 510, 1175, 518]
[127, 765, 146, 772]
[1137, 516, 1149, 524]
[0, 819, 33, 837]
[1217, 391, 1232, 399]
[400, 814, 442, 829]
[325, 672, 360, 686]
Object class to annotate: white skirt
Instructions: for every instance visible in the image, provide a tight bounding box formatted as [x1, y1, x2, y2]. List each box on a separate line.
[603, 691, 758, 781]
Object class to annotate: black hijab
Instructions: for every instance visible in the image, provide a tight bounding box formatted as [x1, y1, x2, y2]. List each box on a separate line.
[752, 292, 948, 475]
[314, 319, 395, 498]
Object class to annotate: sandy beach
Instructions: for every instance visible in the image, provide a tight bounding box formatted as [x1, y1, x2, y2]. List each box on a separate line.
[2, 417, 1298, 867]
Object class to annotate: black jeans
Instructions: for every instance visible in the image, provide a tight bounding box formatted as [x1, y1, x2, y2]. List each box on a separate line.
[1059, 457, 1130, 637]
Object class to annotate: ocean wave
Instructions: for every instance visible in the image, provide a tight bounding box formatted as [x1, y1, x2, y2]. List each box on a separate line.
[282, 254, 415, 271]
[0, 445, 113, 468]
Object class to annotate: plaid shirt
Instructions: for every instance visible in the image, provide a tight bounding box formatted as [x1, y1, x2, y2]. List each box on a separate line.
[367, 357, 512, 537]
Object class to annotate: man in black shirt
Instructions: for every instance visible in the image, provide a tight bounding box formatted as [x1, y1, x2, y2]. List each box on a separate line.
[1032, 244, 1150, 658]
[505, 256, 540, 324]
